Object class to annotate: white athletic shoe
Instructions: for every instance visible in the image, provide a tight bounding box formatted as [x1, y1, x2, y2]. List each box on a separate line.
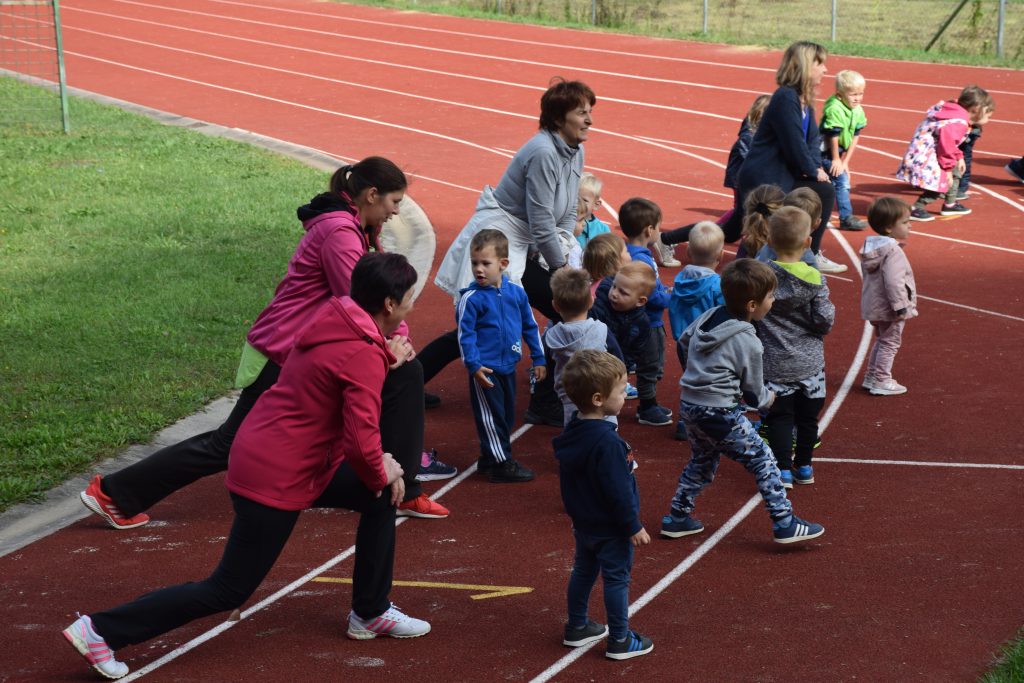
[654, 239, 681, 267]
[815, 251, 848, 274]
[347, 605, 431, 640]
[62, 614, 129, 679]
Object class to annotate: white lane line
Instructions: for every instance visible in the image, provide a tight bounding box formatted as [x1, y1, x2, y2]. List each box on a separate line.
[815, 457, 1024, 470]
[531, 229, 873, 681]
[68, 0, 1024, 125]
[915, 295, 1024, 323]
[198, 0, 1024, 95]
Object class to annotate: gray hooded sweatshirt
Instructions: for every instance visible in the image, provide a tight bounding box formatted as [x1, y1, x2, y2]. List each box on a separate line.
[679, 306, 773, 411]
[546, 319, 612, 425]
[753, 259, 835, 383]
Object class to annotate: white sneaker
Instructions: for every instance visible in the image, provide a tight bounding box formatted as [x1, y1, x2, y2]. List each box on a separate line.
[347, 605, 431, 639]
[815, 251, 848, 274]
[861, 375, 876, 390]
[654, 239, 681, 267]
[869, 379, 907, 396]
[62, 614, 129, 679]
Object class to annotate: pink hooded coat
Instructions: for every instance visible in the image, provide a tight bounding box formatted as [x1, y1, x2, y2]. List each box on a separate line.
[895, 101, 970, 194]
[860, 236, 918, 322]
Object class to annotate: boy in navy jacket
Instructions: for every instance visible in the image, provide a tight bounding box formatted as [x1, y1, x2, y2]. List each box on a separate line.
[457, 229, 546, 483]
[554, 349, 653, 661]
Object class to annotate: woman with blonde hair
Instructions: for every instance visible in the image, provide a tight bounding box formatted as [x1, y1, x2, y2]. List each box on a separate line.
[661, 42, 845, 274]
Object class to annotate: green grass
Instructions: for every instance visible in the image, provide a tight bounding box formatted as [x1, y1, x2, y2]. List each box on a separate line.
[982, 629, 1024, 682]
[346, 0, 1024, 67]
[0, 77, 325, 511]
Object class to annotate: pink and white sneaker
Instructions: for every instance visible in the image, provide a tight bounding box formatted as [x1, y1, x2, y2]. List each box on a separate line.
[346, 605, 430, 640]
[62, 613, 129, 679]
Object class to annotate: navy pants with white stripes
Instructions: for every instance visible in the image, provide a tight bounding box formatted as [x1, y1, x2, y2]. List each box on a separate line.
[469, 371, 515, 467]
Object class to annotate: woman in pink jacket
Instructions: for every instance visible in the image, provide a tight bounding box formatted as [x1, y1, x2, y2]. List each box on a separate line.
[63, 254, 431, 680]
[860, 197, 918, 397]
[81, 157, 452, 531]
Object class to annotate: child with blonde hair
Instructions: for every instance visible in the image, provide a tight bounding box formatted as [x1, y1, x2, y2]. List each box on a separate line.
[821, 70, 868, 230]
[583, 232, 630, 299]
[861, 197, 917, 396]
[897, 85, 995, 221]
[739, 184, 785, 259]
[577, 172, 612, 250]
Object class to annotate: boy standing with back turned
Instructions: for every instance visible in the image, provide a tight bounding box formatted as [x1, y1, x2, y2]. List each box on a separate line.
[554, 349, 653, 661]
[457, 229, 546, 483]
[660, 260, 825, 545]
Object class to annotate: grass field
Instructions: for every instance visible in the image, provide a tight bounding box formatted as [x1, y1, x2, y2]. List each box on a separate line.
[0, 77, 325, 511]
[352, 0, 1024, 67]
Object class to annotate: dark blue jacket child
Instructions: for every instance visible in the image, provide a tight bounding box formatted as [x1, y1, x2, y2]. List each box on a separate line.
[554, 416, 641, 538]
[589, 276, 649, 369]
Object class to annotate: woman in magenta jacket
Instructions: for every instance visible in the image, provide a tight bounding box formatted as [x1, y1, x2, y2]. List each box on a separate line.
[64, 254, 431, 680]
[82, 157, 451, 532]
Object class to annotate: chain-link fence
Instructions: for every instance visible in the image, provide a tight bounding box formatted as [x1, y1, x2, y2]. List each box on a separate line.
[397, 0, 1023, 63]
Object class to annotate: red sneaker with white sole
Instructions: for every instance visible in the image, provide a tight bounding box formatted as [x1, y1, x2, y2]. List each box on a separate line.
[396, 493, 449, 519]
[80, 475, 150, 530]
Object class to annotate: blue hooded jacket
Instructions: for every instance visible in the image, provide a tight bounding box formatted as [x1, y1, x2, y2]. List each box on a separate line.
[553, 416, 641, 538]
[457, 275, 545, 375]
[669, 265, 724, 340]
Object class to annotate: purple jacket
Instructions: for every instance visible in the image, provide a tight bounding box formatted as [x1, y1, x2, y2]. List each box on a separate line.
[860, 236, 918, 322]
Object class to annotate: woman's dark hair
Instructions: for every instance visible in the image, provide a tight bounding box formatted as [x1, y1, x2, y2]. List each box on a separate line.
[539, 79, 596, 131]
[350, 252, 417, 315]
[330, 156, 407, 199]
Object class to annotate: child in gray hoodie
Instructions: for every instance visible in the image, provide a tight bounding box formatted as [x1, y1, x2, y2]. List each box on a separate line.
[546, 268, 622, 426]
[756, 207, 836, 488]
[661, 259, 824, 545]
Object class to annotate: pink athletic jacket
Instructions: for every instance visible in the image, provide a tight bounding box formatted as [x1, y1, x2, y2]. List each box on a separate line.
[246, 193, 408, 368]
[227, 296, 395, 510]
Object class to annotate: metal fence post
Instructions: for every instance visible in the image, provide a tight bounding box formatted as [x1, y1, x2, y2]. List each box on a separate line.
[997, 0, 1006, 58]
[591, 0, 596, 25]
[831, 0, 837, 42]
[703, 0, 708, 34]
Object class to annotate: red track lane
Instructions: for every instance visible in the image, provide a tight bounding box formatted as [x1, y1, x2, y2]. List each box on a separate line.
[2, 0, 1023, 680]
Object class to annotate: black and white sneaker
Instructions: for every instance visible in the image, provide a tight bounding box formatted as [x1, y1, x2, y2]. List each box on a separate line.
[909, 207, 934, 222]
[605, 630, 654, 660]
[772, 515, 825, 544]
[563, 620, 608, 647]
[940, 202, 971, 216]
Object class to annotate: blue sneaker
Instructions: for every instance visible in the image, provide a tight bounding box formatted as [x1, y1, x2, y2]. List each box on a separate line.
[605, 630, 653, 660]
[772, 515, 824, 544]
[793, 466, 815, 485]
[673, 420, 688, 441]
[660, 512, 704, 538]
[778, 469, 793, 489]
[415, 449, 458, 482]
[624, 382, 638, 400]
[637, 405, 672, 426]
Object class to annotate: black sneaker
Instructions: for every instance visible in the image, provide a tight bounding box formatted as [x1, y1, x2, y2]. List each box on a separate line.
[523, 408, 563, 427]
[424, 392, 441, 409]
[909, 207, 934, 222]
[563, 620, 608, 647]
[838, 216, 867, 231]
[1006, 160, 1024, 183]
[488, 459, 534, 483]
[605, 630, 653, 660]
[940, 202, 971, 216]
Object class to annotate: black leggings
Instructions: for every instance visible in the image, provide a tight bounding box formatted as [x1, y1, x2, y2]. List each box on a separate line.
[92, 470, 396, 650]
[662, 179, 835, 255]
[103, 358, 425, 515]
[763, 392, 826, 471]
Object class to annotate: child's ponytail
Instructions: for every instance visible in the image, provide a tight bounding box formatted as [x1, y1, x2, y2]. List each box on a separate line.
[741, 184, 786, 257]
[330, 156, 407, 199]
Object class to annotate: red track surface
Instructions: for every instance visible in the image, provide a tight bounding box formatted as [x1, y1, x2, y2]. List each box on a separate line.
[2, 1, 1023, 680]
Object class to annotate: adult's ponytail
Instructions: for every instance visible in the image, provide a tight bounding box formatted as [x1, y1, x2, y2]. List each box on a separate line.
[329, 156, 407, 198]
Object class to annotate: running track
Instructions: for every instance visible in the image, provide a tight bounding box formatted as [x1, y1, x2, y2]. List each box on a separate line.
[1, 1, 1023, 680]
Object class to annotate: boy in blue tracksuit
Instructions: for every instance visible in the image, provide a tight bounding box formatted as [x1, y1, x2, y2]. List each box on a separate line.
[668, 221, 726, 441]
[618, 197, 672, 427]
[554, 349, 653, 661]
[457, 229, 546, 484]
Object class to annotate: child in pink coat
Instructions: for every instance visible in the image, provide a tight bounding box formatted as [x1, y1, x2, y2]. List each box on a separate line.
[860, 198, 917, 396]
[896, 85, 994, 222]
